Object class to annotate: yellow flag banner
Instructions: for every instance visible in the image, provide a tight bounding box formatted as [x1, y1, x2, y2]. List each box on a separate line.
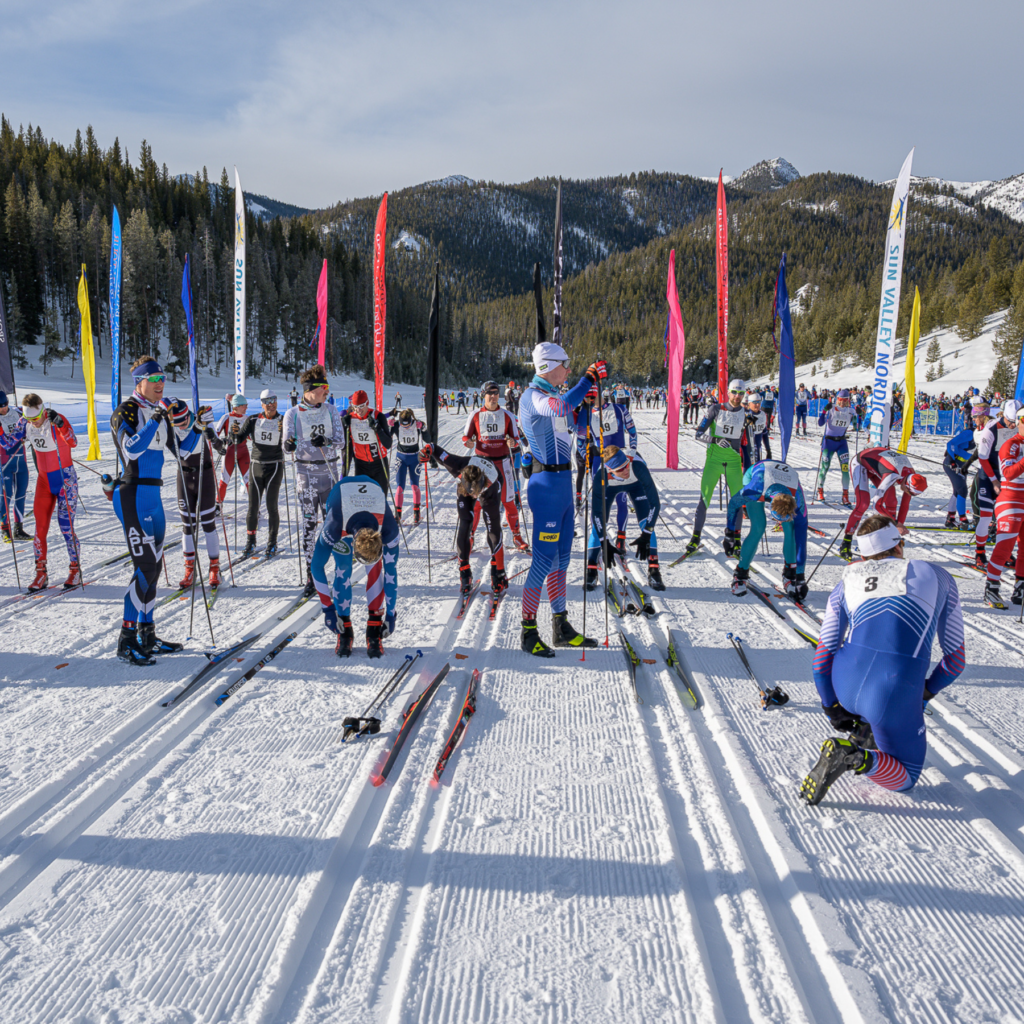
[77, 265, 101, 459]
[898, 286, 921, 453]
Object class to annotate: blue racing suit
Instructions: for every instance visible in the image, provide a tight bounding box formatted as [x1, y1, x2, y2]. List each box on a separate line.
[727, 461, 807, 573]
[944, 427, 975, 517]
[816, 402, 853, 492]
[0, 406, 28, 530]
[575, 400, 637, 536]
[587, 456, 660, 565]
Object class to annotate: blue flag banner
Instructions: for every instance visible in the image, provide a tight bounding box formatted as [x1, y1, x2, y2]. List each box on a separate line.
[1015, 332, 1024, 405]
[109, 207, 122, 411]
[775, 253, 796, 462]
[182, 254, 199, 413]
[308, 322, 320, 350]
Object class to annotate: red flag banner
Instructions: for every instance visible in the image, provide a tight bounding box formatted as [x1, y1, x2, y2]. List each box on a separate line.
[716, 171, 729, 398]
[373, 193, 388, 412]
[316, 259, 328, 368]
[665, 250, 687, 470]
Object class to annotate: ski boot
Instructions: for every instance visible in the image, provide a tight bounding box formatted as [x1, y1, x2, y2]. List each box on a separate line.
[242, 533, 257, 558]
[551, 611, 598, 648]
[1, 523, 8, 543]
[521, 618, 556, 658]
[62, 561, 82, 590]
[722, 528, 741, 558]
[335, 618, 354, 657]
[302, 570, 317, 599]
[985, 581, 1007, 609]
[647, 556, 665, 592]
[366, 614, 385, 659]
[799, 737, 869, 805]
[395, 506, 403, 522]
[117, 624, 156, 667]
[731, 566, 749, 596]
[11, 523, 29, 541]
[178, 557, 195, 589]
[585, 564, 600, 592]
[944, 511, 956, 529]
[575, 494, 582, 513]
[1013, 578, 1024, 607]
[459, 564, 474, 594]
[413, 504, 421, 525]
[783, 565, 808, 601]
[27, 559, 48, 593]
[264, 535, 278, 558]
[841, 490, 852, 508]
[208, 557, 222, 589]
[491, 563, 508, 594]
[975, 547, 988, 569]
[138, 622, 184, 656]
[838, 536, 854, 561]
[684, 532, 701, 558]
[848, 720, 877, 750]
[958, 515, 971, 532]
[512, 531, 530, 552]
[816, 486, 825, 502]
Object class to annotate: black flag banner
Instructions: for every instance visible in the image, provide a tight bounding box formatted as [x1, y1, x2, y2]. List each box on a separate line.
[424, 262, 440, 445]
[533, 261, 546, 345]
[0, 277, 15, 397]
[552, 179, 563, 349]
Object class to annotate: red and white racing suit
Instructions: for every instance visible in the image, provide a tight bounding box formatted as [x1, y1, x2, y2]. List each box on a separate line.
[463, 406, 523, 537]
[988, 434, 1024, 585]
[844, 446, 915, 536]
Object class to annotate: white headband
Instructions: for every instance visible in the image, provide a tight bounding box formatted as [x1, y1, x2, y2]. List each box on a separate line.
[22, 399, 43, 418]
[856, 523, 902, 556]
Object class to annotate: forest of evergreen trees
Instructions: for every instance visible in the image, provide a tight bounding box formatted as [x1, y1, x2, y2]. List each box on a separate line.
[2, 116, 1024, 393]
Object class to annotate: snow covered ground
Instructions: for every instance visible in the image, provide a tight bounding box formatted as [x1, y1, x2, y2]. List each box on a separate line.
[1, 399, 1023, 1024]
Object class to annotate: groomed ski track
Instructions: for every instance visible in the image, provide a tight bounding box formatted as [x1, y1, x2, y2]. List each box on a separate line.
[1, 409, 1023, 1023]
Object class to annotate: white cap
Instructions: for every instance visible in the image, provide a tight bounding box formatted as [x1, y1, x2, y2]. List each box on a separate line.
[728, 379, 745, 393]
[748, 392, 763, 402]
[1003, 399, 1020, 420]
[260, 388, 277, 401]
[533, 341, 569, 373]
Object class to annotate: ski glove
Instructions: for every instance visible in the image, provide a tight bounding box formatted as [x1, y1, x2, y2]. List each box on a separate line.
[823, 701, 859, 732]
[630, 531, 651, 561]
[584, 360, 608, 384]
[47, 410, 66, 428]
[309, 434, 328, 448]
[418, 443, 433, 463]
[284, 438, 297, 453]
[195, 405, 215, 425]
[604, 542, 624, 568]
[723, 529, 741, 558]
[323, 605, 339, 634]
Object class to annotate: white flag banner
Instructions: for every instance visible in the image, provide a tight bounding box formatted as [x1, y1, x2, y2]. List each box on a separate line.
[868, 148, 914, 447]
[234, 167, 246, 397]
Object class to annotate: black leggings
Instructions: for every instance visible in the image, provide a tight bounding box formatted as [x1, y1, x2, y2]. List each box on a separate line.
[247, 460, 283, 540]
[176, 459, 219, 559]
[352, 457, 390, 494]
[456, 486, 503, 567]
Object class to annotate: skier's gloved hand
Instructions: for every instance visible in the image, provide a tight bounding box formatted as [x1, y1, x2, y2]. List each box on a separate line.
[309, 434, 328, 448]
[284, 437, 297, 453]
[695, 429, 707, 441]
[823, 701, 859, 731]
[418, 443, 433, 463]
[196, 405, 214, 425]
[462, 435, 474, 448]
[47, 409, 66, 428]
[603, 541, 624, 567]
[630, 531, 651, 561]
[584, 360, 608, 384]
[322, 605, 339, 634]
[723, 529, 741, 557]
[824, 402, 833, 413]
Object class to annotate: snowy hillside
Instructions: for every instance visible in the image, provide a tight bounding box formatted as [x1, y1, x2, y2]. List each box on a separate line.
[903, 173, 1024, 224]
[732, 157, 801, 192]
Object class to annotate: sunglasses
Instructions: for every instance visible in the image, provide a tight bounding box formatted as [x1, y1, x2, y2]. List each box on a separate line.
[306, 383, 329, 393]
[728, 389, 744, 395]
[139, 373, 166, 384]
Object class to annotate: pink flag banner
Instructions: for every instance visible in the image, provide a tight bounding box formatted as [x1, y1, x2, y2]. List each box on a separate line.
[665, 249, 687, 469]
[316, 259, 328, 367]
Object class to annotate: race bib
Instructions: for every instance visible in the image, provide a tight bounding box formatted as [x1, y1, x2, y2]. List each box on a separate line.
[399, 425, 419, 447]
[842, 559, 909, 613]
[469, 455, 499, 486]
[761, 461, 799, 492]
[553, 415, 570, 447]
[351, 423, 375, 446]
[26, 422, 56, 452]
[339, 480, 386, 518]
[716, 409, 746, 439]
[830, 410, 852, 431]
[884, 450, 912, 474]
[302, 405, 333, 443]
[256, 417, 281, 446]
[477, 410, 504, 438]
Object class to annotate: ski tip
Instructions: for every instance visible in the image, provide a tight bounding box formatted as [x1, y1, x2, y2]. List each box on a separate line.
[429, 775, 440, 790]
[370, 773, 386, 788]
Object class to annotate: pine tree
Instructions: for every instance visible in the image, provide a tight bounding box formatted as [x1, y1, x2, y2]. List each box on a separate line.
[956, 283, 986, 341]
[988, 357, 1015, 398]
[925, 336, 941, 362]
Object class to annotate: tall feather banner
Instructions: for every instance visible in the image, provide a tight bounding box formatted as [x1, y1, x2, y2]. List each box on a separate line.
[533, 262, 546, 344]
[316, 259, 328, 369]
[233, 167, 246, 396]
[898, 287, 921, 453]
[716, 170, 729, 398]
[373, 193, 388, 412]
[425, 263, 440, 445]
[665, 250, 687, 470]
[77, 265, 101, 459]
[552, 180, 563, 349]
[109, 206, 122, 413]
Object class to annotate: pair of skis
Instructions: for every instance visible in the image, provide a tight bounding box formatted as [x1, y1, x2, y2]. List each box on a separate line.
[162, 633, 263, 708]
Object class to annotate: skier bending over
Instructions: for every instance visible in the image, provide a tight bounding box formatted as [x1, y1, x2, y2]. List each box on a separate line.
[724, 460, 807, 599]
[801, 514, 965, 805]
[311, 474, 399, 659]
[585, 445, 665, 592]
[421, 441, 508, 597]
[517, 341, 606, 656]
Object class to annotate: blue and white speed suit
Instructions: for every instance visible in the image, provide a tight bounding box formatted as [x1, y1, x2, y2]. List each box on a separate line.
[727, 460, 807, 573]
[311, 475, 400, 636]
[575, 399, 637, 536]
[816, 403, 853, 492]
[944, 427, 975, 517]
[813, 558, 965, 791]
[0, 404, 28, 529]
[518, 373, 592, 620]
[110, 396, 203, 626]
[587, 456, 660, 567]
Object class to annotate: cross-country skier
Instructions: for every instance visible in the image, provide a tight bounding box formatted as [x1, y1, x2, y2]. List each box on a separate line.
[585, 445, 665, 591]
[311, 474, 399, 658]
[283, 365, 347, 597]
[983, 405, 1024, 609]
[795, 384, 810, 437]
[0, 394, 80, 591]
[343, 388, 392, 492]
[421, 441, 508, 596]
[215, 394, 251, 511]
[724, 460, 807, 599]
[746, 392, 772, 467]
[161, 398, 221, 590]
[517, 342, 606, 656]
[391, 408, 427, 523]
[236, 389, 285, 558]
[838, 446, 928, 560]
[761, 387, 776, 432]
[943, 411, 977, 531]
[109, 356, 209, 665]
[800, 514, 965, 805]
[685, 380, 752, 558]
[0, 390, 30, 541]
[463, 380, 529, 550]
[455, 389, 468, 415]
[816, 389, 854, 504]
[973, 398, 1017, 570]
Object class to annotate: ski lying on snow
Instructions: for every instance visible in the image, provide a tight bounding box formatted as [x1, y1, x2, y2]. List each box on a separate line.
[746, 581, 818, 646]
[618, 630, 644, 705]
[431, 668, 480, 786]
[371, 662, 451, 787]
[162, 634, 263, 708]
[665, 630, 701, 709]
[215, 631, 299, 705]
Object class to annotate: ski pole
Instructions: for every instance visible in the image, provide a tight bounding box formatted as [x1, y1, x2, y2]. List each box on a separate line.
[423, 462, 432, 584]
[281, 457, 294, 550]
[805, 520, 847, 587]
[597, 368, 610, 647]
[581, 421, 591, 661]
[727, 632, 788, 709]
[291, 453, 304, 585]
[1, 467, 21, 588]
[811, 444, 824, 504]
[71, 457, 105, 477]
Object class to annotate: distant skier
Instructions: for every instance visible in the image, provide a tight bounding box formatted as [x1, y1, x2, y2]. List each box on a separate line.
[390, 407, 427, 523]
[746, 392, 772, 466]
[801, 514, 965, 805]
[943, 410, 977, 531]
[455, 389, 468, 415]
[215, 394, 251, 511]
[236, 389, 286, 558]
[816, 388, 853, 504]
[973, 398, 1017, 570]
[983, 405, 1024, 609]
[0, 390, 30, 541]
[795, 384, 810, 436]
[311, 474, 399, 658]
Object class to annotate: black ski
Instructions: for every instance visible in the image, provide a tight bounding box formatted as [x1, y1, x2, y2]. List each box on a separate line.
[747, 582, 818, 646]
[163, 634, 262, 708]
[215, 631, 298, 705]
[619, 630, 644, 704]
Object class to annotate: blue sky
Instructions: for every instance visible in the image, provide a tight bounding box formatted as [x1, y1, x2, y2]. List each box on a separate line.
[1, 0, 1020, 209]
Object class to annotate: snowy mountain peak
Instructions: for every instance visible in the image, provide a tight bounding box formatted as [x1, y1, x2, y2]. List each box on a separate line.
[889, 171, 1024, 224]
[423, 174, 476, 189]
[733, 158, 801, 192]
